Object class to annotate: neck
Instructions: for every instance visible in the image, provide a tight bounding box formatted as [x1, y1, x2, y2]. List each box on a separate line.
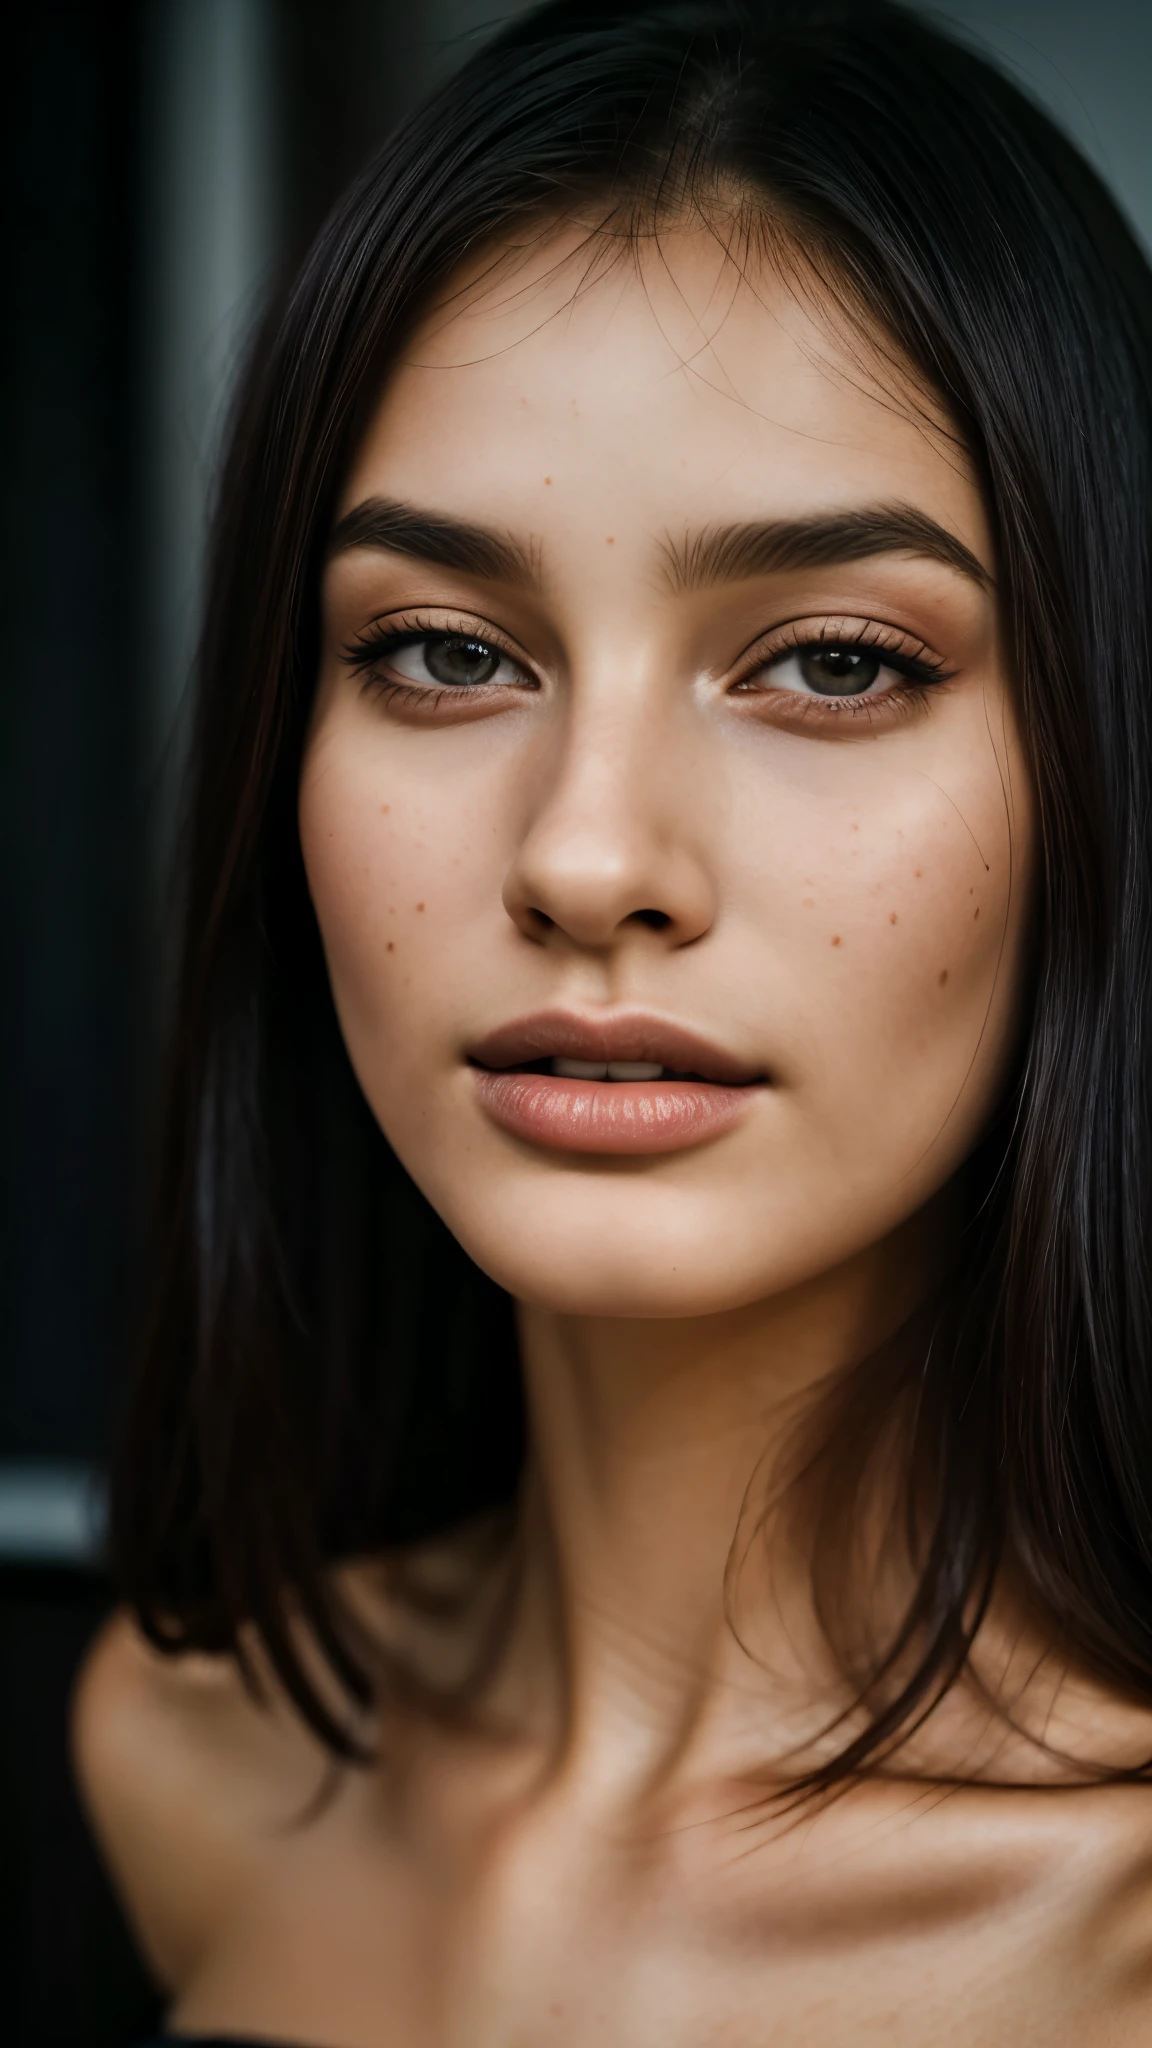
[507, 1209, 943, 1791]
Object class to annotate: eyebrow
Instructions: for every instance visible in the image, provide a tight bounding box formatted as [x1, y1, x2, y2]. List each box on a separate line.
[327, 496, 537, 584]
[327, 494, 990, 594]
[661, 504, 990, 592]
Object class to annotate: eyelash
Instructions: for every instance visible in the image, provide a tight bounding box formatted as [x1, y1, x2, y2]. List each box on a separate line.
[339, 614, 954, 720]
[340, 614, 531, 712]
[732, 619, 954, 722]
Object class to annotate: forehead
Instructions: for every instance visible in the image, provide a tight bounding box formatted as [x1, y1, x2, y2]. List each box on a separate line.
[341, 219, 983, 552]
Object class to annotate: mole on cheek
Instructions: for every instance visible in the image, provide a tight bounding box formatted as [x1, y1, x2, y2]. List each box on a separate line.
[889, 912, 898, 925]
[416, 902, 425, 912]
[831, 935, 842, 947]
[387, 942, 395, 952]
[938, 969, 949, 986]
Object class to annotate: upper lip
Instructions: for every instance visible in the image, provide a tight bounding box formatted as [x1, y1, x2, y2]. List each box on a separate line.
[467, 1010, 764, 1085]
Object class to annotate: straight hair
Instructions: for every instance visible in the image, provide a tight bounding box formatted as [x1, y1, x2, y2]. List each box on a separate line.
[113, 0, 1152, 1787]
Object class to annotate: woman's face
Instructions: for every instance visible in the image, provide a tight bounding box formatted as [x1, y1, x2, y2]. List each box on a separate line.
[301, 222, 1032, 1317]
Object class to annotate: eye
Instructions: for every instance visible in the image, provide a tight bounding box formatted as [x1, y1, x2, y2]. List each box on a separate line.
[728, 627, 952, 723]
[769, 644, 894, 697]
[386, 632, 524, 689]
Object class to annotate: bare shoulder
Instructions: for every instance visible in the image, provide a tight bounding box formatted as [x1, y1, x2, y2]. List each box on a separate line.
[71, 1524, 508, 1989]
[72, 1607, 334, 1989]
[1071, 1779, 1152, 2044]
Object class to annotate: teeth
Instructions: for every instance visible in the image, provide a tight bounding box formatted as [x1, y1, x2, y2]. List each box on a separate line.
[550, 1058, 666, 1081]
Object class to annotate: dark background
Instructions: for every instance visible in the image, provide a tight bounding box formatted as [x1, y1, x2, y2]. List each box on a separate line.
[3, 2, 1150, 2041]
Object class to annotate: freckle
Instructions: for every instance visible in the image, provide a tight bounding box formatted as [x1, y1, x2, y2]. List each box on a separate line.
[969, 886, 974, 895]
[889, 912, 898, 924]
[851, 822, 860, 833]
[914, 868, 923, 879]
[831, 934, 841, 947]
[974, 906, 980, 919]
[380, 803, 390, 814]
[803, 898, 814, 908]
[606, 536, 615, 544]
[939, 969, 949, 986]
[544, 476, 552, 485]
[416, 902, 425, 912]
[387, 941, 394, 952]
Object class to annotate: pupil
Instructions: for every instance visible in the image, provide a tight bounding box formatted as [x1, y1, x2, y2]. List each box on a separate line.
[425, 635, 500, 687]
[800, 646, 881, 696]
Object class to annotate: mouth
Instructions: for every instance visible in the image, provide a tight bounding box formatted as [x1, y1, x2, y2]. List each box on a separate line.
[466, 1011, 765, 1156]
[510, 1056, 718, 1081]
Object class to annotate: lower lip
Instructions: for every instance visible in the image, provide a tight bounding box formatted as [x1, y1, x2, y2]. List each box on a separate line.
[471, 1069, 756, 1155]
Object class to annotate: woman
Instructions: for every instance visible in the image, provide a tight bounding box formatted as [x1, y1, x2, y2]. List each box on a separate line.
[75, 0, 1152, 2040]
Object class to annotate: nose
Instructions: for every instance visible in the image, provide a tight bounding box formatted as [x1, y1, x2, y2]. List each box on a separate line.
[502, 690, 717, 951]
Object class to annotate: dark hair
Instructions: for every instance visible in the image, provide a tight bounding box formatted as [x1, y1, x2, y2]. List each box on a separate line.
[114, 0, 1152, 1784]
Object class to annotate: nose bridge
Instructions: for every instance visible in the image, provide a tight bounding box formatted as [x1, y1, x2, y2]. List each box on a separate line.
[503, 658, 715, 948]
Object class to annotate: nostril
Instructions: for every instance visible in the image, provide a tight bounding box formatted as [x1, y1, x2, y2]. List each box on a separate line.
[632, 908, 671, 931]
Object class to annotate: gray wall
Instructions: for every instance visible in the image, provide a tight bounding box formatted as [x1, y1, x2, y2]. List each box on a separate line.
[927, 0, 1152, 254]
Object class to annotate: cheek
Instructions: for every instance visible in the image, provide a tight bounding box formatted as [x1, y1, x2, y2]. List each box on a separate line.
[732, 738, 1031, 1177]
[298, 727, 487, 1080]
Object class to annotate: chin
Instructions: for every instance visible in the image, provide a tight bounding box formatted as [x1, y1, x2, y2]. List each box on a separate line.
[412, 1173, 835, 1321]
[479, 1250, 760, 1320]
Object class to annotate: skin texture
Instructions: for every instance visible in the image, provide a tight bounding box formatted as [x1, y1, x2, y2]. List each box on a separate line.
[75, 223, 1152, 2045]
[302, 228, 1023, 1324]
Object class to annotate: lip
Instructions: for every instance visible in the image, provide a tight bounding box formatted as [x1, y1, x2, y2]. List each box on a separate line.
[467, 1009, 765, 1157]
[468, 1010, 763, 1087]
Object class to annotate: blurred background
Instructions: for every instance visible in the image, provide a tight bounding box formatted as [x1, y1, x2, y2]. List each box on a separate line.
[3, 1, 1151, 2040]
